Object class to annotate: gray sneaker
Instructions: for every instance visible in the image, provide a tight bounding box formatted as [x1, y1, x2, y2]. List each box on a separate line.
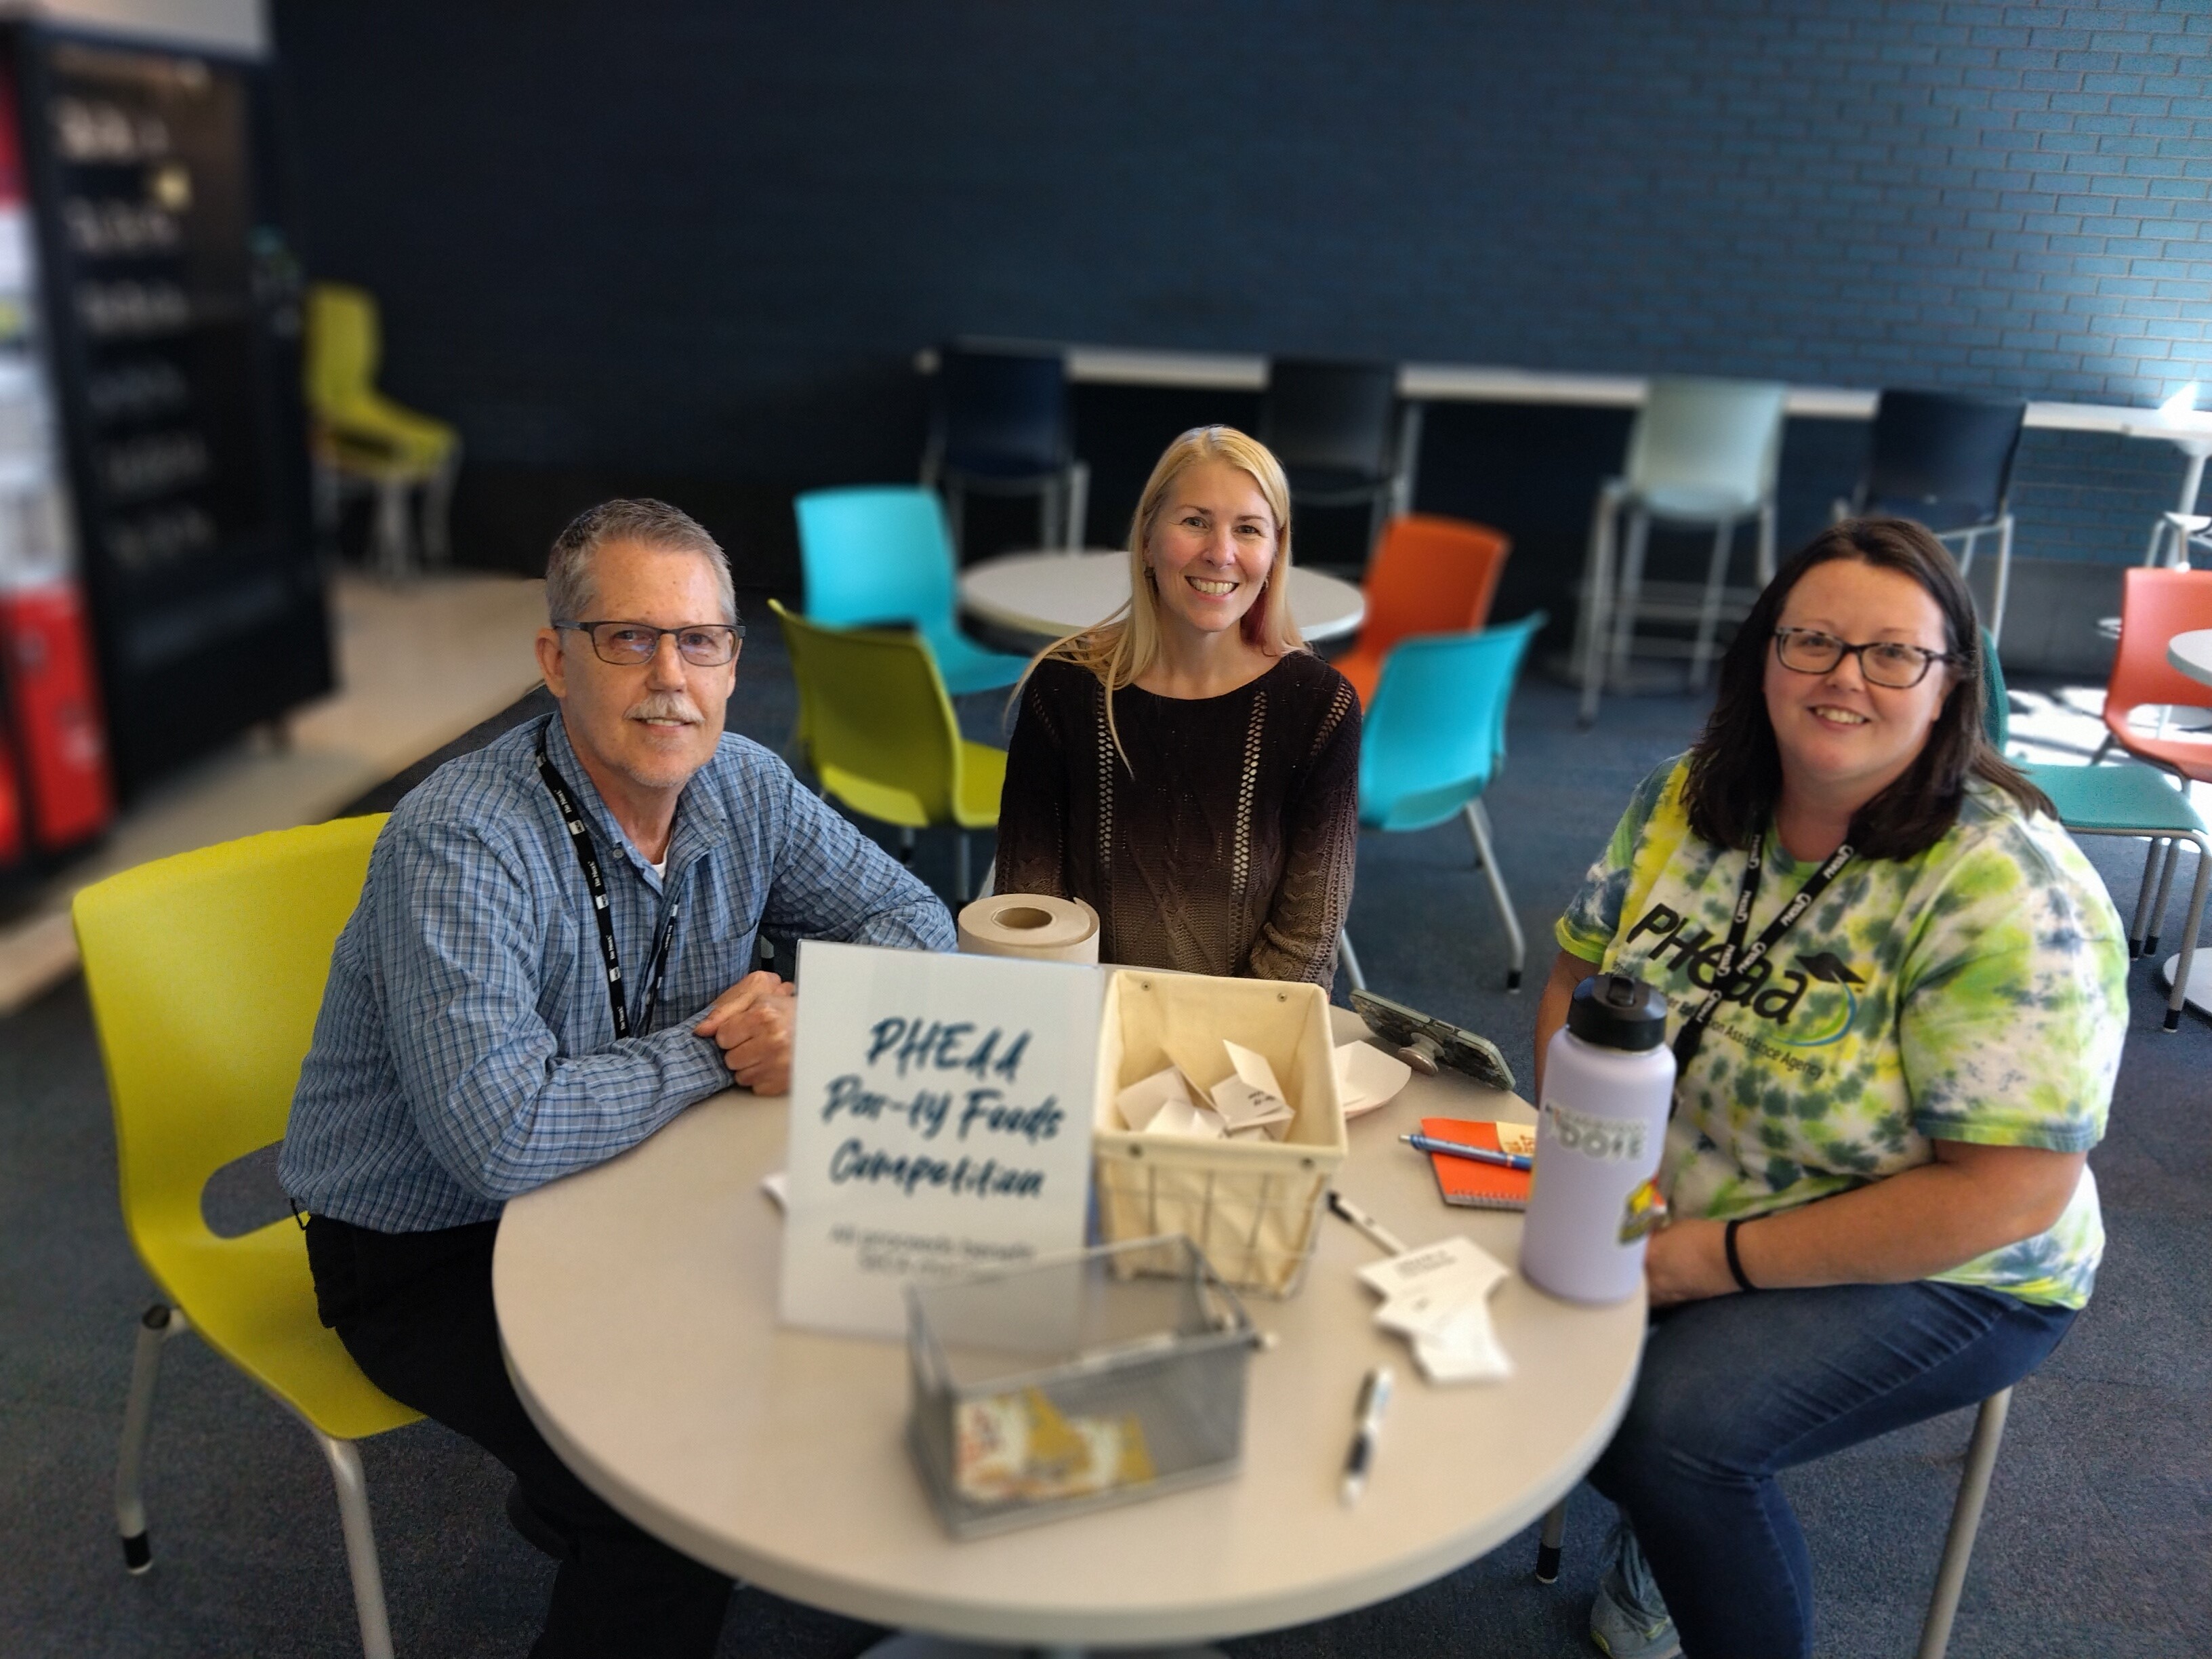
[1589, 1522, 1680, 1659]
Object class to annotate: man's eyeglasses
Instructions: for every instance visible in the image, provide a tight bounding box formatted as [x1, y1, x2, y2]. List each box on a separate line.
[1772, 626, 1957, 689]
[556, 621, 745, 668]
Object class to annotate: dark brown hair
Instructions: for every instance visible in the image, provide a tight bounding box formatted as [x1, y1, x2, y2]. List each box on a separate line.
[1681, 517, 2050, 859]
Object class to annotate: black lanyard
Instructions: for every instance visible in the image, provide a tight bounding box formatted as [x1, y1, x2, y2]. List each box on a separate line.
[1671, 827, 1854, 1072]
[536, 733, 680, 1040]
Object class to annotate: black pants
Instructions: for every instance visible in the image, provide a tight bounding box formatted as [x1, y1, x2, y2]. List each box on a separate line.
[304, 1214, 733, 1658]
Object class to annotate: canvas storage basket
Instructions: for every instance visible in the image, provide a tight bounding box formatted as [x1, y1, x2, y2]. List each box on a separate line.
[1090, 970, 1348, 1295]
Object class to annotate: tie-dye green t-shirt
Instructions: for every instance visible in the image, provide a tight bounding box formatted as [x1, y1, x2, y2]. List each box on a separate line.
[1556, 756, 2128, 1309]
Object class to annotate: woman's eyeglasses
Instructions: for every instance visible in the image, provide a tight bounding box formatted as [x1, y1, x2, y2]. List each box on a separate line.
[1771, 626, 1956, 689]
[556, 621, 745, 667]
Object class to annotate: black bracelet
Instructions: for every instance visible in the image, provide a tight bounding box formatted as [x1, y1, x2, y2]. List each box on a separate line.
[1723, 1217, 1759, 1292]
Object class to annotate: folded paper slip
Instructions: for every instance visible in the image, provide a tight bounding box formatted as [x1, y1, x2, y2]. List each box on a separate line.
[1416, 1118, 1534, 1211]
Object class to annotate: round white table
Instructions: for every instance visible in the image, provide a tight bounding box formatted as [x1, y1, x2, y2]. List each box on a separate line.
[2168, 628, 2212, 688]
[494, 1004, 1643, 1652]
[958, 550, 1367, 645]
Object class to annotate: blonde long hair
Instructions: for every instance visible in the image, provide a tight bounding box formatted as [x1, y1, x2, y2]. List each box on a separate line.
[1021, 425, 1305, 765]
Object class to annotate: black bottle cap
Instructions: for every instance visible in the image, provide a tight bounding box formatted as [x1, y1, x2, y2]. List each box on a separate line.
[1566, 973, 1670, 1052]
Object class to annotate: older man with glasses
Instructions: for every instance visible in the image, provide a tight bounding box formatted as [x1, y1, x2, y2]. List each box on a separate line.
[281, 498, 954, 1658]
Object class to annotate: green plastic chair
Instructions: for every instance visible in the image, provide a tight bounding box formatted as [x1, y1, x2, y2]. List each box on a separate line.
[1338, 612, 1546, 994]
[306, 283, 460, 577]
[73, 816, 419, 1659]
[771, 600, 1007, 899]
[1982, 630, 2207, 1032]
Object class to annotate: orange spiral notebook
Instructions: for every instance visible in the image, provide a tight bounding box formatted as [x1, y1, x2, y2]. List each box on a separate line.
[1417, 1118, 1535, 1211]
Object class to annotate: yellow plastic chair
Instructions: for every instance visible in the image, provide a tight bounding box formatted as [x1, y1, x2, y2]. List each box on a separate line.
[771, 599, 1006, 899]
[306, 283, 462, 578]
[73, 816, 420, 1659]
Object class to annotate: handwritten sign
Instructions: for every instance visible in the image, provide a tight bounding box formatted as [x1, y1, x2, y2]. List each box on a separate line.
[778, 940, 1103, 1338]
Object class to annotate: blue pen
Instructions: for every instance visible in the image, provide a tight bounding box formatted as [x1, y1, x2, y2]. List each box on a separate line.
[1401, 1131, 1532, 1172]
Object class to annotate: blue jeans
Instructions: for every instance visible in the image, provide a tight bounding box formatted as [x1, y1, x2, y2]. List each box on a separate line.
[1586, 1280, 2074, 1659]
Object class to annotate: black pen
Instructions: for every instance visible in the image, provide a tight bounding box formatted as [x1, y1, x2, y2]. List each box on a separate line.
[1340, 1365, 1394, 1506]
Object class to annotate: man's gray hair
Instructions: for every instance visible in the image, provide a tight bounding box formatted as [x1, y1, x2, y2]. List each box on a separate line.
[545, 499, 737, 626]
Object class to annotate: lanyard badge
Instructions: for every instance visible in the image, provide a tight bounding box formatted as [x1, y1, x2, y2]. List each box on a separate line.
[536, 732, 680, 1040]
[1670, 829, 1853, 1073]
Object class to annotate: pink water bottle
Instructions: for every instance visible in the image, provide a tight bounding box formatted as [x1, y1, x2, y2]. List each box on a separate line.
[1519, 974, 1675, 1305]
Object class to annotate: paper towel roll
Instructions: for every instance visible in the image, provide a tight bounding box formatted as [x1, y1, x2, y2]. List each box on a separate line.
[957, 893, 1101, 964]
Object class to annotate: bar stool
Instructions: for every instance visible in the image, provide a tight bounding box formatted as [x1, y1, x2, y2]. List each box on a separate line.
[1261, 357, 1418, 569]
[1576, 377, 1786, 724]
[1836, 389, 2026, 645]
[921, 342, 1088, 555]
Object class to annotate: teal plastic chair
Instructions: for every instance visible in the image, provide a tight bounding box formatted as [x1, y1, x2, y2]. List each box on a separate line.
[1339, 612, 1546, 994]
[792, 485, 1028, 697]
[1982, 630, 2207, 1031]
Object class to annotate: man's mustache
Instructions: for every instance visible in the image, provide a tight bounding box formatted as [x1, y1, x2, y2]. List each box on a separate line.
[627, 693, 703, 725]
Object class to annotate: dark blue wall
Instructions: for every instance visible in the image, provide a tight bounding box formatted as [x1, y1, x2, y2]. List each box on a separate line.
[272, 1, 2211, 577]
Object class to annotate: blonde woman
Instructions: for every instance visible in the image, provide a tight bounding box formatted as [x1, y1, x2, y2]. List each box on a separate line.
[992, 426, 1360, 983]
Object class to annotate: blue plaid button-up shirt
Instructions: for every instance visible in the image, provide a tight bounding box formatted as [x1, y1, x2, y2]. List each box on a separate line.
[281, 712, 955, 1233]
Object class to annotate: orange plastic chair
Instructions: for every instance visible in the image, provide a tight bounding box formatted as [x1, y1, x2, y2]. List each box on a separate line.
[2104, 567, 2212, 785]
[1333, 514, 1512, 709]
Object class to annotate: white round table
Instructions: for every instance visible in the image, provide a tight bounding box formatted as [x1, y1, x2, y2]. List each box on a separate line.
[494, 1004, 1643, 1652]
[959, 550, 1367, 645]
[2168, 628, 2212, 688]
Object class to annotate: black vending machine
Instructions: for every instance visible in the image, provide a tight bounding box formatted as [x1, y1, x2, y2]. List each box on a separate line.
[3, 22, 326, 809]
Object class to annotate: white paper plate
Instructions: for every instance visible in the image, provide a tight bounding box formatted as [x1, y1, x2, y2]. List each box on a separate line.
[1334, 1040, 1413, 1119]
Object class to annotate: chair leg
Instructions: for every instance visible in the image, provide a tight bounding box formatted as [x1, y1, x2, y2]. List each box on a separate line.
[955, 832, 970, 904]
[1065, 461, 1091, 551]
[1755, 498, 1778, 587]
[1688, 516, 1736, 690]
[310, 1429, 397, 1659]
[1607, 508, 1652, 693]
[115, 1303, 186, 1574]
[942, 483, 965, 561]
[898, 826, 917, 865]
[1039, 475, 1062, 552]
[1393, 401, 1425, 520]
[2144, 514, 2171, 567]
[1576, 487, 1620, 726]
[312, 458, 342, 535]
[422, 448, 460, 567]
[1465, 800, 1527, 991]
[372, 478, 412, 579]
[2145, 836, 2183, 958]
[1337, 929, 1367, 994]
[2130, 838, 2165, 957]
[1915, 1387, 2013, 1659]
[1534, 1495, 1569, 1584]
[2161, 832, 2210, 1033]
[1988, 516, 2015, 650]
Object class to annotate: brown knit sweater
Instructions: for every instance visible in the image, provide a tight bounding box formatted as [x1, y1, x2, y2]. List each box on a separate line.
[993, 652, 1361, 984]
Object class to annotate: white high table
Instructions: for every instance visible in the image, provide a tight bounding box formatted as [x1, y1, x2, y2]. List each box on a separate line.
[494, 1005, 1644, 1652]
[960, 550, 1366, 646]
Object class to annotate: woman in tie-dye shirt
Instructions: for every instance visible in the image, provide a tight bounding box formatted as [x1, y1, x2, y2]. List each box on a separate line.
[1540, 520, 2128, 1659]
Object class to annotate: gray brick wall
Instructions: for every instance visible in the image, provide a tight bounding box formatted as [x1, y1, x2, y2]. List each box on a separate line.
[275, 1, 2212, 566]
